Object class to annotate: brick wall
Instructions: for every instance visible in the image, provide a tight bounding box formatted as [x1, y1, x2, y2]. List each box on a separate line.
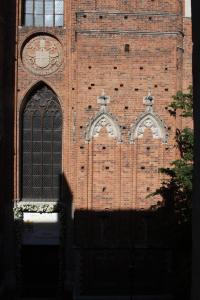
[14, 0, 192, 207]
[14, 0, 192, 295]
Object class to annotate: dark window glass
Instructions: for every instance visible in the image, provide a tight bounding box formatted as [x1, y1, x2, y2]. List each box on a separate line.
[55, 0, 63, 14]
[45, 14, 54, 26]
[34, 14, 43, 26]
[35, 0, 43, 14]
[21, 85, 62, 201]
[23, 0, 64, 27]
[55, 14, 63, 26]
[45, 0, 54, 14]
[25, 0, 33, 13]
[25, 14, 34, 26]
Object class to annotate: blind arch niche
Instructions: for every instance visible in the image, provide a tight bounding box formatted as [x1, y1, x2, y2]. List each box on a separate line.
[21, 84, 62, 202]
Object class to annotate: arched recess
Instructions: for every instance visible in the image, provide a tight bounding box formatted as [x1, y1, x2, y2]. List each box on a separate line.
[130, 110, 168, 209]
[85, 111, 122, 143]
[129, 112, 168, 144]
[20, 83, 62, 201]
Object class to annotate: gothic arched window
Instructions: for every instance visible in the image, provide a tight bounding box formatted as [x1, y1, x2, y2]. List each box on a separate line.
[21, 85, 62, 201]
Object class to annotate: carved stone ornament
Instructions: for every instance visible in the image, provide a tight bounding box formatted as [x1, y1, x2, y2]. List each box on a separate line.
[85, 91, 122, 143]
[130, 89, 168, 143]
[138, 117, 160, 139]
[86, 113, 121, 141]
[22, 35, 63, 75]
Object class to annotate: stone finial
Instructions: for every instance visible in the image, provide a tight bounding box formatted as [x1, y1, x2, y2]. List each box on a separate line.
[85, 90, 122, 142]
[97, 90, 110, 111]
[143, 88, 154, 112]
[130, 88, 168, 144]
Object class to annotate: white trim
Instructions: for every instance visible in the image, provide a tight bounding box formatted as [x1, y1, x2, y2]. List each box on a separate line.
[185, 0, 191, 17]
[85, 111, 122, 143]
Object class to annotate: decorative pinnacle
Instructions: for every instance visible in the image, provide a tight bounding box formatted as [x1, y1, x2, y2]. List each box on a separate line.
[97, 90, 110, 109]
[143, 87, 154, 111]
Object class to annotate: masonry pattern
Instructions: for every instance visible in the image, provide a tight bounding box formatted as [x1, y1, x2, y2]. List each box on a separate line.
[13, 0, 192, 297]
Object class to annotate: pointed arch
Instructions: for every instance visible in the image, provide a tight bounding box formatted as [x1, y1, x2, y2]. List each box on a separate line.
[20, 83, 62, 201]
[19, 80, 63, 114]
[129, 112, 168, 144]
[85, 111, 122, 143]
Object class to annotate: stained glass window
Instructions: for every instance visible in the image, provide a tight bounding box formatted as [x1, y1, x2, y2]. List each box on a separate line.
[21, 85, 62, 201]
[23, 0, 64, 27]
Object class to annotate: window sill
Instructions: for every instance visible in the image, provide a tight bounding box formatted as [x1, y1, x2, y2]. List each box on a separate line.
[20, 199, 59, 203]
[18, 25, 65, 29]
[14, 201, 61, 218]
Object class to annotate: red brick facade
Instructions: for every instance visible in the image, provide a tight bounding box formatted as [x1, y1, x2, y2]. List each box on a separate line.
[12, 0, 192, 297]
[14, 0, 192, 207]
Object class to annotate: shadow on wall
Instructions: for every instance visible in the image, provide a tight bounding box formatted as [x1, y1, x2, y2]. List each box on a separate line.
[69, 173, 191, 300]
[13, 174, 73, 299]
[73, 210, 190, 299]
[11, 173, 191, 300]
[0, 0, 17, 298]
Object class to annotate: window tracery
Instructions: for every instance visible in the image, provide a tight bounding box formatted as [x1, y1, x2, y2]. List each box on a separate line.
[21, 85, 62, 201]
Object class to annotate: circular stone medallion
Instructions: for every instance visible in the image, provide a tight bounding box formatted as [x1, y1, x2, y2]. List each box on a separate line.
[22, 35, 63, 76]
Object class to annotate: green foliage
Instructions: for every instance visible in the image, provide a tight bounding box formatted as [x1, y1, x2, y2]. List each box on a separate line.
[151, 87, 193, 224]
[148, 87, 193, 299]
[176, 127, 193, 161]
[168, 85, 193, 118]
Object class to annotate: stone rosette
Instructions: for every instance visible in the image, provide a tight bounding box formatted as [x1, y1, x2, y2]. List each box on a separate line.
[21, 35, 63, 76]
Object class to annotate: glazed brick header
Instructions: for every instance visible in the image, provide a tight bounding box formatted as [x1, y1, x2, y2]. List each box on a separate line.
[76, 0, 182, 14]
[76, 12, 182, 33]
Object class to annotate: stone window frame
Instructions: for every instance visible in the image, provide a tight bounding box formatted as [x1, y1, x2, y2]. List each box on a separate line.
[19, 82, 63, 203]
